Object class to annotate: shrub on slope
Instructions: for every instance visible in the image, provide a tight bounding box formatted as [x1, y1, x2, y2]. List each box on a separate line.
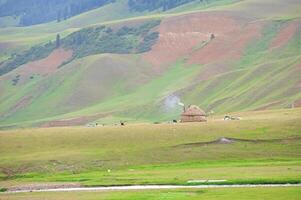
[0, 20, 160, 76]
[0, 41, 56, 76]
[128, 0, 196, 11]
[64, 20, 160, 57]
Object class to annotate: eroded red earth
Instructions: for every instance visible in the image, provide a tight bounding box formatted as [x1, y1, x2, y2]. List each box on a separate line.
[14, 48, 72, 80]
[270, 21, 299, 49]
[143, 12, 263, 74]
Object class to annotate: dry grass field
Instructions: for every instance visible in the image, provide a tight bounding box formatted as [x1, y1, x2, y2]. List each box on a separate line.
[0, 108, 300, 189]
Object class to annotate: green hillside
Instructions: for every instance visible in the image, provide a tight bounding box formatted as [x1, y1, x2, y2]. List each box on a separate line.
[0, 0, 301, 128]
[0, 0, 114, 26]
[0, 0, 238, 57]
[0, 20, 161, 75]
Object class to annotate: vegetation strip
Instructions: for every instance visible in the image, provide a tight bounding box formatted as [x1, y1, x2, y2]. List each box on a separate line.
[0, 19, 160, 76]
[5, 184, 301, 193]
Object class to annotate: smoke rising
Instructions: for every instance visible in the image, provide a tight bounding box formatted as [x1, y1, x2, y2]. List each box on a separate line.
[164, 95, 184, 111]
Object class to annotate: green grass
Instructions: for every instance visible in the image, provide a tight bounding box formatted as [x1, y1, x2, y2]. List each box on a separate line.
[0, 58, 200, 126]
[182, 19, 301, 113]
[0, 3, 300, 199]
[1, 186, 301, 200]
[9, 162, 300, 186]
[0, 15, 19, 28]
[0, 108, 300, 187]
[223, 0, 301, 20]
[168, 0, 241, 13]
[239, 20, 285, 68]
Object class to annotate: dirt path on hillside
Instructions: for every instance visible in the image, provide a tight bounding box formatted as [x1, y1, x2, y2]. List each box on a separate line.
[5, 184, 301, 193]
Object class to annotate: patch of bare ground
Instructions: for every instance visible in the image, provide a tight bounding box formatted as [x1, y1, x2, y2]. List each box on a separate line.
[143, 11, 263, 77]
[9, 95, 32, 113]
[143, 12, 241, 70]
[294, 99, 301, 108]
[188, 21, 263, 65]
[0, 165, 32, 179]
[11, 48, 72, 83]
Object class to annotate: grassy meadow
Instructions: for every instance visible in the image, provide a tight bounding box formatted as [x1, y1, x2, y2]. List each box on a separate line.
[0, 1, 300, 199]
[0, 108, 300, 188]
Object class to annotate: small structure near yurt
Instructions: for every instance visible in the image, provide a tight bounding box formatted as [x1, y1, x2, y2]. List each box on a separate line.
[180, 105, 207, 122]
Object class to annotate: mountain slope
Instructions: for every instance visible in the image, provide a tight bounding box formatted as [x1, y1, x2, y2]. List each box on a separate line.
[0, 0, 239, 60]
[0, 0, 114, 26]
[0, 0, 300, 128]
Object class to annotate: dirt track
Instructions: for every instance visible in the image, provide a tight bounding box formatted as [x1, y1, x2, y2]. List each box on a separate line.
[5, 183, 301, 193]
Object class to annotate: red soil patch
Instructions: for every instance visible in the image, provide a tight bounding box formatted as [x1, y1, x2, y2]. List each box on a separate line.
[270, 21, 299, 49]
[15, 48, 72, 79]
[196, 23, 262, 80]
[297, 60, 301, 70]
[143, 12, 237, 70]
[298, 81, 301, 88]
[189, 21, 262, 65]
[12, 96, 32, 111]
[143, 11, 263, 74]
[294, 99, 301, 108]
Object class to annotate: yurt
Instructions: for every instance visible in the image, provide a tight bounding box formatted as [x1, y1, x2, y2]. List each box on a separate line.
[180, 105, 206, 122]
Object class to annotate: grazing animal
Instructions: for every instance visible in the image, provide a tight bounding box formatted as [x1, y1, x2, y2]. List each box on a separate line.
[224, 116, 241, 120]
